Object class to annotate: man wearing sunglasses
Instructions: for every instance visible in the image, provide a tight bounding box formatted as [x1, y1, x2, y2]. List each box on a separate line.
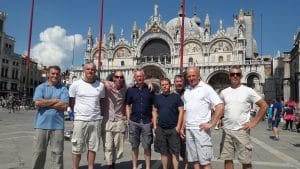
[219, 65, 268, 169]
[101, 70, 127, 169]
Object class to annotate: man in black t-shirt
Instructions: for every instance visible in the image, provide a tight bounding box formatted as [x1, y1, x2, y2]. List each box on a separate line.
[153, 78, 184, 169]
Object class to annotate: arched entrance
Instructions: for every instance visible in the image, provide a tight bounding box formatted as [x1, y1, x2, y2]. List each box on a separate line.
[138, 38, 171, 65]
[208, 72, 230, 93]
[247, 74, 260, 91]
[142, 65, 165, 93]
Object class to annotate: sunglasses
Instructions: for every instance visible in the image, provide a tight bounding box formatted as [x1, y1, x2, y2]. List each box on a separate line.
[114, 75, 124, 79]
[230, 73, 242, 77]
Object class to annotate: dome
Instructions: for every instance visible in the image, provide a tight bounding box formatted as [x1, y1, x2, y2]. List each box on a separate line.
[193, 15, 201, 26]
[166, 16, 203, 35]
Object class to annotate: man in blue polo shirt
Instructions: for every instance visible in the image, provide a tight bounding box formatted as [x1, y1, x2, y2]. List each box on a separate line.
[125, 69, 155, 169]
[153, 77, 184, 169]
[32, 65, 69, 169]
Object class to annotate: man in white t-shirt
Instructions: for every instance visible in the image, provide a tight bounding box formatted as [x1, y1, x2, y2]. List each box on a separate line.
[219, 65, 267, 169]
[180, 66, 224, 169]
[69, 62, 105, 169]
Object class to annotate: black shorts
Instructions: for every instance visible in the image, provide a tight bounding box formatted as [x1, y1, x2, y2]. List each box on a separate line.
[180, 139, 186, 159]
[154, 126, 180, 155]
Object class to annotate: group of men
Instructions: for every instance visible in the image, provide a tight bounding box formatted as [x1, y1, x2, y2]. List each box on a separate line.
[32, 63, 268, 169]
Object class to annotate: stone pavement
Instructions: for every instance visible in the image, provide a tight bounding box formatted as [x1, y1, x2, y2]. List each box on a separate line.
[0, 108, 300, 169]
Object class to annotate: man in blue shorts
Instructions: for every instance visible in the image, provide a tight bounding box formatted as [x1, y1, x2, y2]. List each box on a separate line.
[153, 78, 184, 169]
[272, 98, 282, 140]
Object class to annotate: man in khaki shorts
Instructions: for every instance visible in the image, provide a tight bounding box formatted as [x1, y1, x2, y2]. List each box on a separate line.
[219, 65, 267, 169]
[69, 62, 105, 169]
[101, 70, 127, 169]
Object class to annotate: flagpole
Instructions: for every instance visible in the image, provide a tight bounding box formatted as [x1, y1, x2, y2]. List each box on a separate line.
[24, 0, 35, 102]
[98, 0, 104, 79]
[179, 0, 185, 74]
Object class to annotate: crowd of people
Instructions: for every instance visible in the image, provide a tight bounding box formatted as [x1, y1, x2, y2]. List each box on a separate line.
[36, 63, 300, 169]
[1, 95, 35, 112]
[267, 98, 300, 138]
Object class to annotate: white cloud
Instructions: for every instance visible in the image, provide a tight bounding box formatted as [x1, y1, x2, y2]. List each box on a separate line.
[31, 26, 85, 70]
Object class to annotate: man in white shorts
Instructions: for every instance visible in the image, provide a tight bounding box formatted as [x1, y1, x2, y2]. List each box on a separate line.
[69, 62, 105, 169]
[219, 65, 267, 169]
[181, 66, 224, 169]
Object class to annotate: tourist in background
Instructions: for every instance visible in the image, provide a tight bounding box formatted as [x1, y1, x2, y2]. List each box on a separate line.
[267, 103, 274, 130]
[283, 104, 295, 131]
[272, 98, 283, 141]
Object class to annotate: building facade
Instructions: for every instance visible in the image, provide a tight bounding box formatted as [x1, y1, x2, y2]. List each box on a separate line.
[283, 30, 300, 102]
[0, 11, 46, 99]
[69, 4, 277, 102]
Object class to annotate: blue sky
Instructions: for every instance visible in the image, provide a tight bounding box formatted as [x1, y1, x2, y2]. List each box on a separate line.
[1, 0, 299, 69]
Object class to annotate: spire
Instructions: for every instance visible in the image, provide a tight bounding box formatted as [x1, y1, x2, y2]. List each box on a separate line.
[85, 26, 94, 63]
[238, 9, 245, 23]
[219, 19, 223, 30]
[108, 24, 115, 48]
[132, 20, 138, 32]
[102, 34, 107, 46]
[154, 3, 158, 17]
[86, 27, 93, 51]
[109, 24, 114, 35]
[88, 26, 92, 37]
[120, 27, 124, 38]
[152, 3, 160, 23]
[205, 14, 210, 27]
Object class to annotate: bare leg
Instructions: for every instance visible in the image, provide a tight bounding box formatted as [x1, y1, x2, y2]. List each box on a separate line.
[171, 154, 179, 169]
[193, 161, 200, 169]
[72, 154, 81, 169]
[225, 160, 234, 169]
[132, 147, 139, 169]
[161, 153, 169, 169]
[87, 150, 96, 169]
[200, 164, 212, 169]
[144, 148, 151, 169]
[273, 127, 280, 139]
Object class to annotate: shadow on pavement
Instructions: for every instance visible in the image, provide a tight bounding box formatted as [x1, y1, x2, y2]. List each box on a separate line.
[78, 160, 161, 169]
[292, 144, 300, 147]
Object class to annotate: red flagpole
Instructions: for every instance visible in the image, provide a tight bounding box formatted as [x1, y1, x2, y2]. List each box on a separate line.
[179, 0, 185, 73]
[24, 0, 34, 99]
[98, 0, 104, 77]
[26, 0, 35, 70]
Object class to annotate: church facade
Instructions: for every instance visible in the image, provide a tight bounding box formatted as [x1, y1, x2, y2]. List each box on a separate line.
[69, 4, 275, 101]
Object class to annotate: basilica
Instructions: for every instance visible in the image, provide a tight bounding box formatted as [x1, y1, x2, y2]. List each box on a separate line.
[68, 3, 276, 102]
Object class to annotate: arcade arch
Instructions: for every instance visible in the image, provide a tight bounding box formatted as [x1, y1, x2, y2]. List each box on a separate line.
[207, 72, 230, 93]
